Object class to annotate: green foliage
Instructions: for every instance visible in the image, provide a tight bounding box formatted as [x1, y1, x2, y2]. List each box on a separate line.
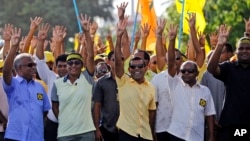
[0, 0, 114, 51]
[165, 0, 250, 52]
[204, 0, 250, 49]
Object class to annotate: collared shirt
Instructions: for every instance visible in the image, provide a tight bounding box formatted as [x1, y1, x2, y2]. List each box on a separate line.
[92, 73, 119, 133]
[201, 71, 225, 121]
[0, 77, 8, 132]
[2, 76, 51, 141]
[151, 71, 173, 133]
[116, 74, 156, 140]
[51, 70, 95, 138]
[167, 75, 215, 141]
[215, 61, 250, 126]
[34, 55, 58, 122]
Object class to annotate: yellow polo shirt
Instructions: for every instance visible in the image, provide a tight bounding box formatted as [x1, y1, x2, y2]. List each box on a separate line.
[116, 74, 156, 140]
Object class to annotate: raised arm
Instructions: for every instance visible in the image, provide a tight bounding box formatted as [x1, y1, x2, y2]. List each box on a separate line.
[155, 19, 167, 71]
[2, 24, 13, 60]
[3, 27, 21, 85]
[187, 13, 205, 68]
[207, 25, 230, 75]
[167, 24, 178, 77]
[80, 14, 95, 74]
[106, 30, 114, 51]
[36, 23, 50, 60]
[23, 17, 42, 53]
[132, 30, 141, 54]
[115, 19, 128, 78]
[244, 17, 250, 38]
[52, 26, 66, 59]
[209, 32, 218, 50]
[141, 23, 151, 50]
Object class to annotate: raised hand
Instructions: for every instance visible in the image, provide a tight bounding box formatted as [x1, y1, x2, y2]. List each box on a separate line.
[141, 23, 151, 38]
[30, 17, 43, 30]
[156, 18, 167, 35]
[198, 31, 206, 47]
[167, 24, 178, 41]
[10, 27, 21, 47]
[217, 25, 230, 46]
[30, 36, 38, 49]
[2, 24, 13, 41]
[186, 13, 196, 29]
[209, 32, 218, 49]
[117, 2, 128, 19]
[38, 23, 50, 41]
[52, 26, 67, 43]
[134, 30, 141, 43]
[244, 17, 250, 33]
[80, 14, 91, 32]
[116, 18, 128, 37]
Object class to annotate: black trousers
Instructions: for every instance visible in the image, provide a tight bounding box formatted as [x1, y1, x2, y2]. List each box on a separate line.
[44, 118, 58, 141]
[100, 126, 119, 141]
[119, 130, 151, 141]
[156, 132, 171, 141]
[168, 133, 185, 141]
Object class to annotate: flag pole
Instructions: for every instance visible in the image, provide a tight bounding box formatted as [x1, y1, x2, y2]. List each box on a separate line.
[178, 0, 185, 49]
[130, 0, 140, 53]
[73, 0, 83, 34]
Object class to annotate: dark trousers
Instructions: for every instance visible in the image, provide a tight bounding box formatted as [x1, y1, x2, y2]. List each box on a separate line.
[119, 130, 151, 141]
[100, 126, 119, 141]
[0, 132, 4, 141]
[4, 139, 17, 141]
[168, 133, 185, 141]
[156, 132, 171, 141]
[44, 118, 58, 141]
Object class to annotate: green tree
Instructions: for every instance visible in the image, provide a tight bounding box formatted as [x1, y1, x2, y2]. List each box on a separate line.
[0, 0, 114, 51]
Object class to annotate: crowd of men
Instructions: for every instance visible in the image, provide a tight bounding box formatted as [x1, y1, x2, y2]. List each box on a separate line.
[0, 2, 250, 141]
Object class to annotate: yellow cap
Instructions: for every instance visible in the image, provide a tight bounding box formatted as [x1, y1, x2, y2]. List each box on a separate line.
[44, 51, 55, 62]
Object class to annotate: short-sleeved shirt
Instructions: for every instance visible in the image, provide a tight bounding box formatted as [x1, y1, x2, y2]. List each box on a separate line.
[92, 73, 119, 133]
[215, 61, 250, 126]
[116, 74, 156, 140]
[34, 55, 58, 122]
[2, 76, 51, 141]
[151, 71, 173, 133]
[167, 75, 216, 141]
[51, 70, 95, 138]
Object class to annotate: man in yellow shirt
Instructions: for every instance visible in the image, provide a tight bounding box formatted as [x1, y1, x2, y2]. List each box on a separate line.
[114, 18, 156, 141]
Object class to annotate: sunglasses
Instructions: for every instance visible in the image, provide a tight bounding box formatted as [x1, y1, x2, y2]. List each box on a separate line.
[97, 69, 109, 75]
[20, 63, 37, 68]
[130, 64, 144, 69]
[152, 61, 157, 64]
[67, 60, 82, 66]
[176, 57, 181, 60]
[180, 69, 196, 74]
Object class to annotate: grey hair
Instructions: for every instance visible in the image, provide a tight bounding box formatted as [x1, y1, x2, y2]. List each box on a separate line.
[13, 53, 33, 70]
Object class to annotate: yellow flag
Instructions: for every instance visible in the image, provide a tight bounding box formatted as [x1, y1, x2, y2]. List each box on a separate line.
[140, 0, 157, 51]
[176, 0, 205, 13]
[183, 11, 206, 34]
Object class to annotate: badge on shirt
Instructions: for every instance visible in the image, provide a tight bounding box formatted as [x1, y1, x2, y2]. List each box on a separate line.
[37, 93, 43, 100]
[199, 99, 206, 107]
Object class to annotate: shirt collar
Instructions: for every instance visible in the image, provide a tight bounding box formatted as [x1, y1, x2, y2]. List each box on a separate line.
[129, 77, 149, 85]
[16, 75, 35, 84]
[181, 79, 201, 88]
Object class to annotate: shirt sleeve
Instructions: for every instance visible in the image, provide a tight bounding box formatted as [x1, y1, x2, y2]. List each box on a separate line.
[83, 70, 94, 85]
[167, 72, 179, 92]
[2, 77, 15, 96]
[204, 87, 216, 116]
[116, 74, 127, 87]
[92, 78, 104, 103]
[42, 87, 51, 112]
[34, 55, 56, 84]
[150, 76, 159, 102]
[51, 82, 58, 102]
[148, 85, 156, 110]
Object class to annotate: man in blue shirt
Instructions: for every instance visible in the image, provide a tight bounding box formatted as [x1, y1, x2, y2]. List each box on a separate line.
[2, 27, 51, 141]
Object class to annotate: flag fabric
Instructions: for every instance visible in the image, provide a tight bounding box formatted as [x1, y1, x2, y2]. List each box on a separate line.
[139, 0, 157, 51]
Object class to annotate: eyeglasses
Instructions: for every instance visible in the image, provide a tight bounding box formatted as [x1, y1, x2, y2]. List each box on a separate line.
[67, 60, 82, 66]
[130, 64, 144, 69]
[20, 63, 37, 68]
[152, 61, 157, 64]
[97, 69, 109, 75]
[176, 57, 181, 60]
[180, 69, 196, 74]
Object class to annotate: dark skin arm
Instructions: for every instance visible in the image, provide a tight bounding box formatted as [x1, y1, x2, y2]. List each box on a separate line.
[0, 111, 7, 128]
[207, 25, 230, 75]
[149, 110, 156, 141]
[52, 102, 59, 119]
[206, 115, 215, 141]
[93, 102, 103, 141]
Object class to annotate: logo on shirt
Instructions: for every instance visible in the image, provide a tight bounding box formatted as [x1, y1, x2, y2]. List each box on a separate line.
[37, 93, 43, 100]
[199, 99, 206, 107]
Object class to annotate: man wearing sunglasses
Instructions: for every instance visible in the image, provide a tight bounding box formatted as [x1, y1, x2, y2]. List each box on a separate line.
[166, 24, 215, 141]
[208, 25, 250, 140]
[2, 28, 51, 141]
[114, 19, 156, 141]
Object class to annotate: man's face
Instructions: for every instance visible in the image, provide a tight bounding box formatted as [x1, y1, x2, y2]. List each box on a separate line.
[129, 59, 146, 82]
[56, 61, 68, 77]
[236, 43, 250, 64]
[149, 56, 157, 73]
[134, 52, 149, 66]
[180, 62, 198, 85]
[18, 57, 37, 80]
[67, 59, 83, 76]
